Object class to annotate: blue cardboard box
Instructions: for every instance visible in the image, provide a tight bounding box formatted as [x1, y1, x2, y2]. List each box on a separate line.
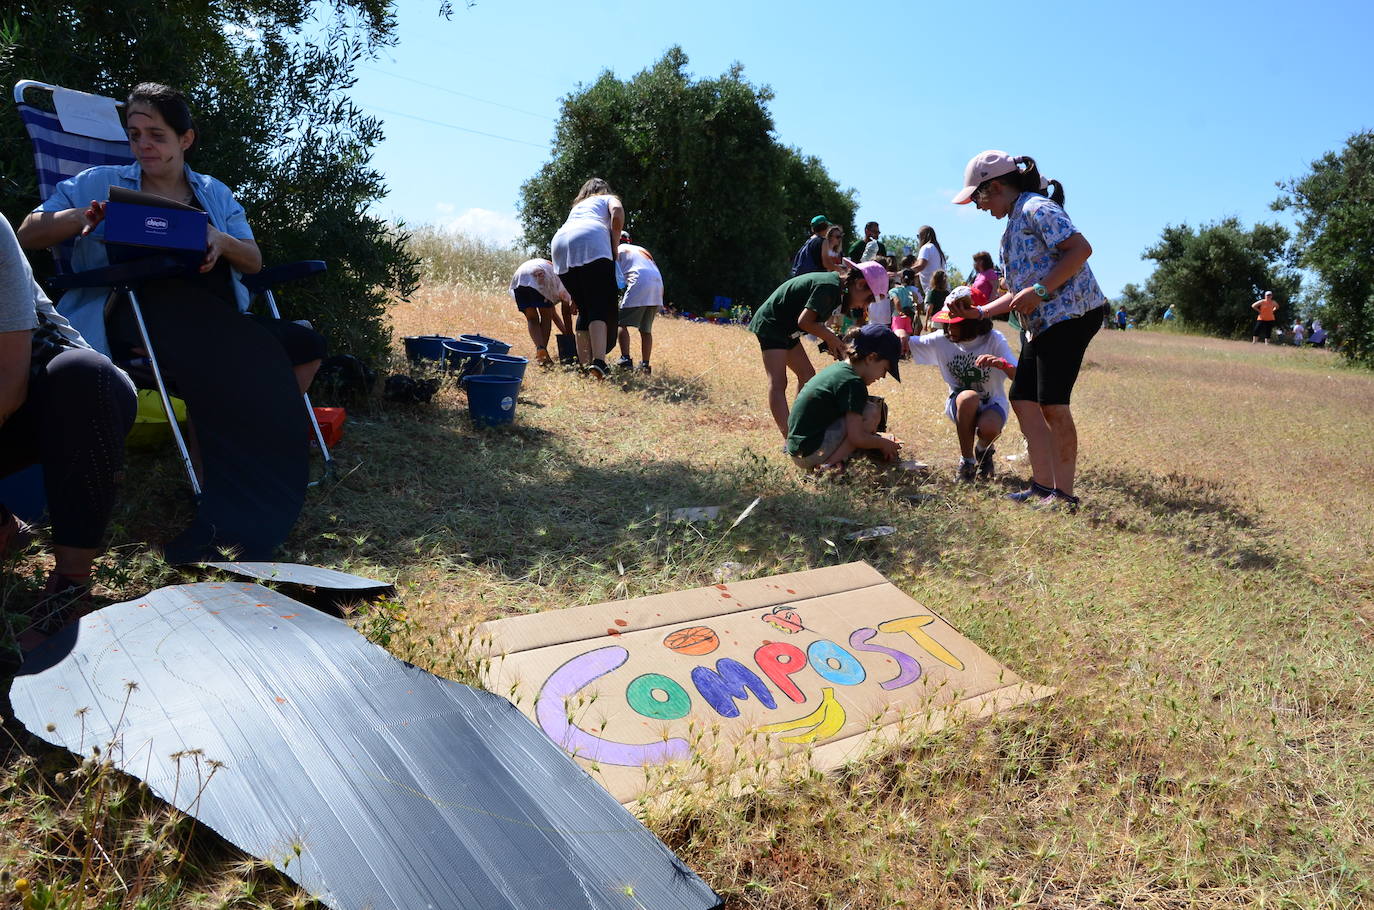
[104, 200, 208, 253]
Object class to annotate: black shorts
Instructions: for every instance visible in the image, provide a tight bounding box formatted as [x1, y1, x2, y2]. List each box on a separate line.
[1253, 320, 1274, 339]
[1009, 306, 1104, 406]
[248, 315, 328, 366]
[513, 286, 550, 311]
[756, 333, 801, 352]
[560, 258, 618, 335]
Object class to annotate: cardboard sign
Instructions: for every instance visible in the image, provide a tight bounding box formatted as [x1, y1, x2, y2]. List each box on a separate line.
[478, 562, 1052, 803]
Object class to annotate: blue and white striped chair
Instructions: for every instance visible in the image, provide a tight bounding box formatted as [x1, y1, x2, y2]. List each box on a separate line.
[13, 80, 335, 492]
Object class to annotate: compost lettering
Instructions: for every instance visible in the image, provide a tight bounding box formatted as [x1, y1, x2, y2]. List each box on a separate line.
[535, 612, 965, 767]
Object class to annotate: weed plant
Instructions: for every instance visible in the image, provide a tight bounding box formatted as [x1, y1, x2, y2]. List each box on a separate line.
[1, 284, 1372, 907]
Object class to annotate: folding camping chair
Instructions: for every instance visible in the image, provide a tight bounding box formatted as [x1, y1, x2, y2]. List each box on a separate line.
[12, 80, 336, 495]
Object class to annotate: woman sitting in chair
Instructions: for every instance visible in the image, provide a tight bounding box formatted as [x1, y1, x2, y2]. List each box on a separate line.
[16, 82, 325, 393]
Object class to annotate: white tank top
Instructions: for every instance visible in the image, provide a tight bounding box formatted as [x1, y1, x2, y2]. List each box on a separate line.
[551, 195, 616, 272]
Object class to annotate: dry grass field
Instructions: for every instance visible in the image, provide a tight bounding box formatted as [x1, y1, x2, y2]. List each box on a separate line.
[3, 278, 1373, 909]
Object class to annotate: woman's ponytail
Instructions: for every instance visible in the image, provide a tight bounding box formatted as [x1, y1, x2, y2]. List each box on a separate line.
[1005, 156, 1066, 206]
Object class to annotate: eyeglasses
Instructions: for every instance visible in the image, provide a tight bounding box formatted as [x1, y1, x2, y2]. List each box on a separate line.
[973, 180, 995, 203]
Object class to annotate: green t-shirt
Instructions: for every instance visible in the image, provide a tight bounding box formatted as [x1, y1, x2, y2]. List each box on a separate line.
[749, 272, 843, 346]
[786, 361, 868, 456]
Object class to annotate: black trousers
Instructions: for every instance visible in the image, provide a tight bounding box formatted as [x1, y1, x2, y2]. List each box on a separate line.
[0, 348, 137, 548]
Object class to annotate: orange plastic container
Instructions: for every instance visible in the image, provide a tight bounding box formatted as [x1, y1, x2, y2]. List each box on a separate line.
[312, 407, 345, 447]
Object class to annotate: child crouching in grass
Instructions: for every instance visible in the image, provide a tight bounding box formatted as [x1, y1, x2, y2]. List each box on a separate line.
[909, 286, 1018, 482]
[786, 324, 903, 471]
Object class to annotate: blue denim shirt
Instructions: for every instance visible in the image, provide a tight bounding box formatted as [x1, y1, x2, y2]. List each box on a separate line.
[35, 163, 255, 355]
[999, 193, 1106, 339]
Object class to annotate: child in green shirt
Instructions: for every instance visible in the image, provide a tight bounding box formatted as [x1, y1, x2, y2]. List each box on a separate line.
[787, 324, 904, 470]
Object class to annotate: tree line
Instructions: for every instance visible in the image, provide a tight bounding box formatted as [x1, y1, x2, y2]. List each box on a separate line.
[1115, 132, 1374, 365]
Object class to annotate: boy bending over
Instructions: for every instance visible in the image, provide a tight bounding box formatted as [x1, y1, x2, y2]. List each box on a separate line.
[786, 324, 903, 470]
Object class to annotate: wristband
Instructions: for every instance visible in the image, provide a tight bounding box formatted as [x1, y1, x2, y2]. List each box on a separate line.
[975, 305, 987, 319]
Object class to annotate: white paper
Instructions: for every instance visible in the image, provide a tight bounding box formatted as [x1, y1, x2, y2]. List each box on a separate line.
[52, 87, 127, 142]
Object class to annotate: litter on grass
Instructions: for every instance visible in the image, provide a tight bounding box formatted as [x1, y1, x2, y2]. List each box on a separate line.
[668, 507, 721, 523]
[845, 525, 896, 541]
[200, 561, 392, 592]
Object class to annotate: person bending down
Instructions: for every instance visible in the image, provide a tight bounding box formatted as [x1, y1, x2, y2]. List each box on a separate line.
[910, 286, 1018, 482]
[614, 232, 663, 373]
[508, 258, 571, 366]
[0, 213, 136, 650]
[747, 259, 888, 442]
[786, 324, 903, 471]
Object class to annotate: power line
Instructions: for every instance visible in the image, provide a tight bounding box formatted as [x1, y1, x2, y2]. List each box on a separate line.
[360, 64, 556, 122]
[362, 103, 548, 149]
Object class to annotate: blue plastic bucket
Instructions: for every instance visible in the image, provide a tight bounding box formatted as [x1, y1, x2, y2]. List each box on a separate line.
[481, 353, 529, 381]
[404, 335, 455, 365]
[459, 334, 511, 356]
[466, 375, 522, 427]
[0, 464, 47, 523]
[443, 340, 487, 376]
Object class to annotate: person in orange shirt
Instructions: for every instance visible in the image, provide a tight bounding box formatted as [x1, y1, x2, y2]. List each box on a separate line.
[1251, 291, 1279, 344]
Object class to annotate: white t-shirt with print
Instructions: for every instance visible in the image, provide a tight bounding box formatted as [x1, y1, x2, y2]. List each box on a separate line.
[509, 259, 569, 304]
[916, 242, 945, 291]
[908, 328, 1018, 412]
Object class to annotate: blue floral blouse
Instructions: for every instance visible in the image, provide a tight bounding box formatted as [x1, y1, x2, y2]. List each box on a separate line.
[1000, 192, 1106, 338]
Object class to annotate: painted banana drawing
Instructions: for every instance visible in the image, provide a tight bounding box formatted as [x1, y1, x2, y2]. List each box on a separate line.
[756, 687, 846, 743]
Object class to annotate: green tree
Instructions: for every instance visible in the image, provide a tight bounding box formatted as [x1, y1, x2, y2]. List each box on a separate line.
[0, 1, 419, 359]
[518, 47, 855, 312]
[1274, 131, 1374, 364]
[1115, 282, 1157, 323]
[1140, 218, 1298, 338]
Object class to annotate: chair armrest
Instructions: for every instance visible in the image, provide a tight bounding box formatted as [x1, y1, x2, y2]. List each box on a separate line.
[47, 255, 190, 290]
[240, 260, 327, 295]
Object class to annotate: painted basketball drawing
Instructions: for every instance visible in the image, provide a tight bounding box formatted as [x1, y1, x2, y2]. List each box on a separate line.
[662, 625, 721, 656]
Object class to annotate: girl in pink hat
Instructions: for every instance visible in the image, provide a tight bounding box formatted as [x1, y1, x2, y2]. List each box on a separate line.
[949, 151, 1107, 510]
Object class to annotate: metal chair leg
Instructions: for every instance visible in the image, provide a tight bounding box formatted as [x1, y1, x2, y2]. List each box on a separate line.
[264, 290, 333, 485]
[127, 289, 201, 499]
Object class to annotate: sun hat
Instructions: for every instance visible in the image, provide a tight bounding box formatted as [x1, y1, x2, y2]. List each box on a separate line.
[952, 150, 1021, 204]
[931, 285, 988, 324]
[843, 257, 889, 300]
[810, 214, 830, 227]
[852, 323, 902, 381]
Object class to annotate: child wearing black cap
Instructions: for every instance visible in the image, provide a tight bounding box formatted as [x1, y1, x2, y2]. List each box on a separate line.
[785, 324, 903, 470]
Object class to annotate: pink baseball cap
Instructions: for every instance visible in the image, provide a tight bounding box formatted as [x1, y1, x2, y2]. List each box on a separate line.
[952, 150, 1020, 204]
[843, 258, 889, 299]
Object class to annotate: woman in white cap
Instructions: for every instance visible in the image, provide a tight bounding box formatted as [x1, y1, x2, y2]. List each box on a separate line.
[747, 259, 888, 442]
[949, 151, 1107, 510]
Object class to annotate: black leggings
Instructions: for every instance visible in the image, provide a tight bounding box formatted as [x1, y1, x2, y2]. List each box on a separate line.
[0, 348, 137, 548]
[560, 258, 619, 338]
[1009, 306, 1105, 406]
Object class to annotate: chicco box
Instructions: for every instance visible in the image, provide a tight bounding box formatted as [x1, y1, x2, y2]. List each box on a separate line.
[312, 407, 345, 448]
[103, 201, 208, 252]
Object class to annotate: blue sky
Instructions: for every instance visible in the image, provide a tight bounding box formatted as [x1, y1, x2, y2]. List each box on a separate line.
[349, 0, 1372, 298]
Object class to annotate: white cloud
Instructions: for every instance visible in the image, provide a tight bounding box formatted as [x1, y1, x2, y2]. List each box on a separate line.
[434, 202, 456, 216]
[434, 206, 524, 247]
